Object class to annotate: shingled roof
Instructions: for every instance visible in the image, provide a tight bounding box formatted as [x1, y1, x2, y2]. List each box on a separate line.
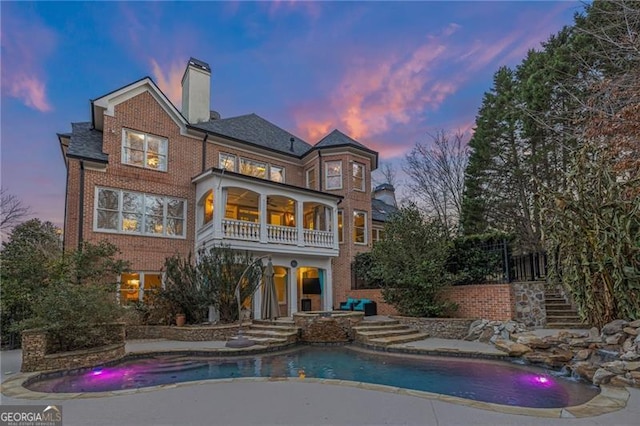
[67, 122, 108, 163]
[371, 198, 398, 222]
[193, 113, 312, 157]
[314, 129, 372, 151]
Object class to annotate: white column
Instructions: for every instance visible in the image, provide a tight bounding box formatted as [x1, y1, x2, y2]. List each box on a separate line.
[332, 205, 339, 250]
[289, 265, 298, 315]
[259, 194, 267, 243]
[213, 182, 225, 239]
[324, 260, 333, 311]
[296, 200, 305, 247]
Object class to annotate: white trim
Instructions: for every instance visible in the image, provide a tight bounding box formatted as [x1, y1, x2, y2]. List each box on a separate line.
[209, 138, 303, 166]
[305, 167, 316, 190]
[324, 160, 343, 190]
[352, 161, 365, 192]
[118, 271, 164, 304]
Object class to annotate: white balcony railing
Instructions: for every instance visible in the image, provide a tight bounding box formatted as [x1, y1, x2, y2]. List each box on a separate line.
[303, 229, 334, 248]
[222, 219, 260, 241]
[267, 224, 298, 245]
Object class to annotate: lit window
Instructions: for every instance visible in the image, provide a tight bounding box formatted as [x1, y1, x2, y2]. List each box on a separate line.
[306, 168, 316, 190]
[372, 228, 385, 243]
[337, 210, 344, 243]
[219, 153, 236, 172]
[240, 158, 267, 179]
[353, 211, 367, 244]
[202, 191, 213, 225]
[353, 162, 365, 191]
[270, 165, 285, 183]
[325, 161, 342, 190]
[122, 129, 167, 171]
[95, 188, 186, 238]
[119, 272, 163, 304]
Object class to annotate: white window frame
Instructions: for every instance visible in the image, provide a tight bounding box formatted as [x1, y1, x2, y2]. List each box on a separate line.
[325, 161, 343, 190]
[269, 165, 285, 183]
[306, 168, 316, 190]
[352, 162, 365, 192]
[219, 153, 237, 172]
[118, 272, 164, 304]
[122, 129, 168, 171]
[239, 158, 268, 179]
[353, 210, 367, 245]
[94, 187, 187, 239]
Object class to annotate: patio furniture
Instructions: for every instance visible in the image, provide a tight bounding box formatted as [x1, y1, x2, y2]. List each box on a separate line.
[338, 298, 377, 316]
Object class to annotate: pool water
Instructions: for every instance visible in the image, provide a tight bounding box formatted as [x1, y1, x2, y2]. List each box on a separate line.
[26, 346, 599, 408]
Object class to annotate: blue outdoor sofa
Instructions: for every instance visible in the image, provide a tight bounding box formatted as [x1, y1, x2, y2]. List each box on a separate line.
[339, 298, 377, 316]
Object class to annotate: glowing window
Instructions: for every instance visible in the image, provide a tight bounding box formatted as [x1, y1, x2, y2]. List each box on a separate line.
[122, 129, 167, 171]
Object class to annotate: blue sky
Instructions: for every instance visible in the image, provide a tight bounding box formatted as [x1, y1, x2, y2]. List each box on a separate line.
[1, 1, 584, 227]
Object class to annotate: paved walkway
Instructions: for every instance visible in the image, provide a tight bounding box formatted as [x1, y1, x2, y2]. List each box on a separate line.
[2, 336, 639, 425]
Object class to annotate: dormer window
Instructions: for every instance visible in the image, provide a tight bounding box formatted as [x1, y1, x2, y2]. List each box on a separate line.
[122, 129, 167, 171]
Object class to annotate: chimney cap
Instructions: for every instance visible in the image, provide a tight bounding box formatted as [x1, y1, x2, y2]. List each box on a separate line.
[188, 57, 211, 73]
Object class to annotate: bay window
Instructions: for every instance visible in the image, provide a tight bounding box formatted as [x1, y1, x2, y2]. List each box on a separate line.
[325, 161, 342, 190]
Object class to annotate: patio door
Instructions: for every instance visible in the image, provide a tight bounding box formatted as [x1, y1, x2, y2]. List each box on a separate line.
[273, 266, 289, 317]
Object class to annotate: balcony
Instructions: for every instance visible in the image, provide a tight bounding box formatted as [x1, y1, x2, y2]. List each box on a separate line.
[194, 168, 340, 256]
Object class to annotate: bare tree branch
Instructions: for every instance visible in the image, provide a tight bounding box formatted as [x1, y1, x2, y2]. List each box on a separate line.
[1, 189, 32, 231]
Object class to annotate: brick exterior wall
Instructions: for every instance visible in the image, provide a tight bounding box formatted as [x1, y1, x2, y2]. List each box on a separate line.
[62, 84, 386, 312]
[443, 284, 515, 321]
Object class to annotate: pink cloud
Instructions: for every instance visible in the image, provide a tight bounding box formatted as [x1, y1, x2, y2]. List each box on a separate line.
[150, 59, 185, 107]
[0, 11, 56, 112]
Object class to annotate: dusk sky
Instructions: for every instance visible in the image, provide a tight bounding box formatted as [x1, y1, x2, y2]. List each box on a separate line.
[1, 1, 584, 228]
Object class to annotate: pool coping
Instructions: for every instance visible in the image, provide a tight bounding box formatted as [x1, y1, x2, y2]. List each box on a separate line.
[0, 344, 630, 419]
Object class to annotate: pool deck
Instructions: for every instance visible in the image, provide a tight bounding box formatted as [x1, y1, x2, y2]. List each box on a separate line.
[2, 336, 639, 425]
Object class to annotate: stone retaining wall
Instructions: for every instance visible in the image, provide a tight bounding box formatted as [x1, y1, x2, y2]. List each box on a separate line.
[126, 325, 170, 340]
[163, 324, 240, 341]
[294, 311, 363, 343]
[21, 324, 126, 372]
[391, 317, 475, 339]
[512, 281, 546, 327]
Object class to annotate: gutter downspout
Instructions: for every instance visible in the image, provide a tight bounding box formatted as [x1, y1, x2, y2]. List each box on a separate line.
[77, 161, 85, 251]
[201, 133, 209, 173]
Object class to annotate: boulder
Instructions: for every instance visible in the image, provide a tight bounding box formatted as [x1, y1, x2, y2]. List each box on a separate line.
[624, 361, 640, 371]
[609, 375, 635, 387]
[494, 339, 532, 356]
[622, 337, 636, 353]
[572, 362, 598, 381]
[574, 349, 592, 361]
[568, 338, 590, 348]
[592, 368, 616, 385]
[588, 327, 600, 340]
[628, 319, 640, 328]
[478, 327, 494, 343]
[621, 351, 640, 361]
[523, 351, 548, 364]
[623, 327, 638, 336]
[629, 371, 640, 381]
[516, 335, 550, 349]
[605, 333, 625, 345]
[602, 319, 628, 335]
[601, 360, 626, 375]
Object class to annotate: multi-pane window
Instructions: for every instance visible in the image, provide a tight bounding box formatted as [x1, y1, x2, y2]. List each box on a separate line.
[95, 188, 186, 238]
[372, 228, 385, 243]
[240, 158, 267, 179]
[337, 210, 344, 243]
[119, 272, 163, 304]
[306, 168, 316, 190]
[352, 162, 365, 191]
[353, 211, 367, 244]
[325, 161, 342, 190]
[122, 129, 167, 171]
[219, 153, 236, 172]
[270, 165, 285, 183]
[202, 191, 213, 226]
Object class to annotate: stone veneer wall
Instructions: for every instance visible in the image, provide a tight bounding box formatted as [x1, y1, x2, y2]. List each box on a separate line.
[512, 281, 546, 327]
[293, 311, 363, 343]
[391, 317, 475, 339]
[126, 326, 170, 340]
[21, 324, 126, 373]
[443, 284, 515, 321]
[126, 324, 240, 341]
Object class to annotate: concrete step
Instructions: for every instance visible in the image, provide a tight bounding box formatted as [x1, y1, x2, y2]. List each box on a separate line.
[356, 328, 420, 340]
[365, 332, 430, 346]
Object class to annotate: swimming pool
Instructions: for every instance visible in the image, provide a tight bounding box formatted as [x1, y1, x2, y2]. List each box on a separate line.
[26, 346, 598, 408]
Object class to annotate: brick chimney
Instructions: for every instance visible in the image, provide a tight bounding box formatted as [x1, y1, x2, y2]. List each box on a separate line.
[373, 183, 397, 207]
[181, 58, 211, 124]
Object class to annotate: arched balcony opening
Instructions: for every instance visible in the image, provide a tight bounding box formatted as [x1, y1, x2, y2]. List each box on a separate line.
[303, 202, 334, 247]
[223, 187, 260, 241]
[266, 195, 297, 245]
[197, 190, 214, 229]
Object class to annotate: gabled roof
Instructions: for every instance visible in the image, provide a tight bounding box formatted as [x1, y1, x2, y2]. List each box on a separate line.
[67, 122, 108, 163]
[371, 198, 398, 222]
[192, 113, 312, 157]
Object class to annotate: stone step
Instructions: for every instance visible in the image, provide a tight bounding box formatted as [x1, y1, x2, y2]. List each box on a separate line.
[248, 336, 289, 346]
[250, 323, 299, 331]
[356, 328, 419, 340]
[545, 297, 567, 302]
[243, 329, 298, 343]
[546, 322, 586, 328]
[252, 319, 295, 326]
[546, 311, 580, 317]
[353, 324, 407, 332]
[365, 332, 429, 346]
[359, 319, 400, 326]
[545, 303, 574, 310]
